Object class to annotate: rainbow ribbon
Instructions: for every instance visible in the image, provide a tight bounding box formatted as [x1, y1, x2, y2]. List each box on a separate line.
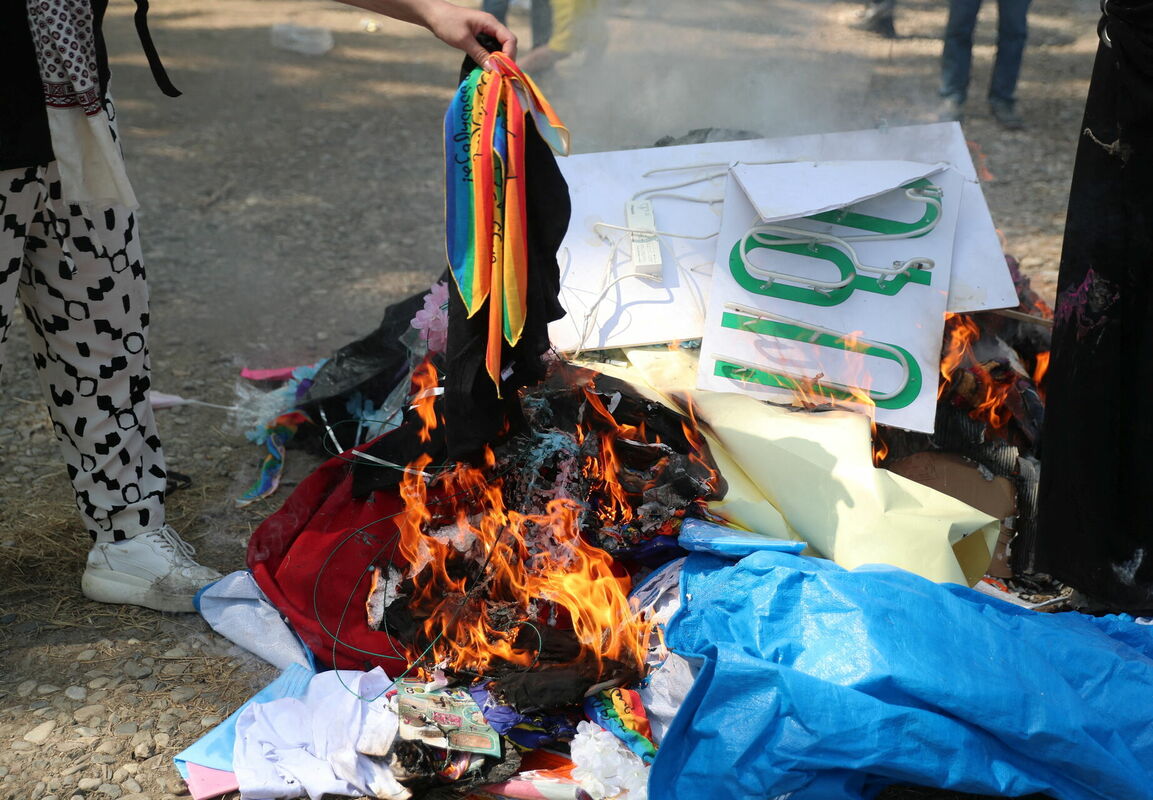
[444, 52, 570, 391]
[584, 687, 657, 765]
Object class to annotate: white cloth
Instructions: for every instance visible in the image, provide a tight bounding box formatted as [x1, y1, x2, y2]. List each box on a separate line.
[233, 668, 408, 800]
[45, 106, 138, 210]
[629, 560, 698, 744]
[197, 570, 312, 671]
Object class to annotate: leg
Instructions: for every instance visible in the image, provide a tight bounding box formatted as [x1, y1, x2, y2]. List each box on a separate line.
[940, 0, 984, 103]
[19, 166, 167, 542]
[17, 160, 219, 611]
[483, 0, 511, 23]
[989, 0, 1032, 105]
[850, 0, 897, 39]
[0, 168, 43, 389]
[531, 0, 554, 49]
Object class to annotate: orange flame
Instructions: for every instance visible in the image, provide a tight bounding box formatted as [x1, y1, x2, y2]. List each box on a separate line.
[678, 395, 720, 493]
[774, 329, 889, 463]
[938, 313, 1051, 434]
[967, 140, 997, 183]
[579, 388, 642, 528]
[938, 313, 980, 400]
[394, 456, 649, 677]
[1033, 351, 1050, 391]
[411, 359, 440, 444]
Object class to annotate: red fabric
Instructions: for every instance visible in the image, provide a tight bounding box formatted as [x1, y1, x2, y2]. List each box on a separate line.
[246, 452, 411, 672]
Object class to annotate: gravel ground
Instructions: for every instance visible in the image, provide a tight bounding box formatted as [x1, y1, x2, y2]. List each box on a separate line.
[0, 1, 1101, 798]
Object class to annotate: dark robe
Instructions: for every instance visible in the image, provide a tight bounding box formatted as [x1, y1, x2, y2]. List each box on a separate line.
[1022, 0, 1153, 610]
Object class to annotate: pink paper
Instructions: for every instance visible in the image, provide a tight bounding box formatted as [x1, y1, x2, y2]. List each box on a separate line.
[240, 366, 301, 382]
[185, 762, 239, 800]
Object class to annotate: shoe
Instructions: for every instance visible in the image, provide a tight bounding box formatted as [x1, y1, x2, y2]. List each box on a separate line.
[990, 100, 1025, 130]
[937, 96, 964, 123]
[849, 0, 896, 38]
[82, 525, 222, 613]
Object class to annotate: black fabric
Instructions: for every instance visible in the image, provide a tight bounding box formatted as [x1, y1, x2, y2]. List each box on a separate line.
[0, 0, 67, 170]
[298, 287, 428, 407]
[1, 0, 176, 171]
[1025, 2, 1153, 610]
[440, 108, 569, 463]
[443, 33, 568, 463]
[347, 57, 570, 493]
[132, 0, 181, 97]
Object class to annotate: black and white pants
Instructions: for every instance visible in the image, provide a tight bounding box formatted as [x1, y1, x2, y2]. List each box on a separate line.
[0, 162, 167, 543]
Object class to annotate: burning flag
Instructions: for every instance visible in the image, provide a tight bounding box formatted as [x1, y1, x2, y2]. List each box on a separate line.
[445, 52, 570, 390]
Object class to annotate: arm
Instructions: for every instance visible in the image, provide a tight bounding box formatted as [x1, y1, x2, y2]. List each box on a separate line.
[335, 0, 517, 66]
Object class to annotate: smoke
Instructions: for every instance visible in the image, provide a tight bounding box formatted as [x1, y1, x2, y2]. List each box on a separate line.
[527, 0, 880, 153]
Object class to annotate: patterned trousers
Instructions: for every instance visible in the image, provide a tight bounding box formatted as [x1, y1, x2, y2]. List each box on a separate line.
[0, 163, 167, 543]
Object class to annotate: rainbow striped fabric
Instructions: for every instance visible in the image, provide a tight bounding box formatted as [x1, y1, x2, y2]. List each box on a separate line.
[444, 52, 569, 390]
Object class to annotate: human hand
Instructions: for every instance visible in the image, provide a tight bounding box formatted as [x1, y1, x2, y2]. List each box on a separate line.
[336, 1, 517, 67]
[422, 1, 517, 68]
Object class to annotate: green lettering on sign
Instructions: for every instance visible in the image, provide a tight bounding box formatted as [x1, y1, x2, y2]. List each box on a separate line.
[717, 311, 922, 409]
[729, 179, 940, 306]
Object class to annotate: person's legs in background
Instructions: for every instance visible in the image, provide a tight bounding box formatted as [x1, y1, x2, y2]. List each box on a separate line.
[483, 0, 511, 22]
[939, 0, 983, 120]
[1, 163, 219, 613]
[519, 0, 599, 74]
[987, 0, 1032, 128]
[530, 0, 553, 49]
[486, 0, 554, 54]
[850, 0, 897, 39]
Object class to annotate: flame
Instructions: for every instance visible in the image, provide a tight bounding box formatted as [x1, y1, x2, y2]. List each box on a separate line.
[872, 432, 890, 465]
[966, 140, 997, 182]
[1033, 350, 1050, 391]
[967, 365, 1013, 429]
[938, 313, 980, 400]
[394, 458, 649, 677]
[678, 394, 722, 498]
[938, 313, 1050, 433]
[389, 379, 656, 680]
[580, 388, 640, 528]
[774, 329, 890, 463]
[411, 359, 440, 444]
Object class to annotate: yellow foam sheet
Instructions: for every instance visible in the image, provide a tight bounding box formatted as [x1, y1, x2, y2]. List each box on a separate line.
[599, 350, 998, 586]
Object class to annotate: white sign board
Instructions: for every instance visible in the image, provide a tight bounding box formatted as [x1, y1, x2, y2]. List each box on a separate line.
[549, 123, 1015, 354]
[696, 166, 964, 434]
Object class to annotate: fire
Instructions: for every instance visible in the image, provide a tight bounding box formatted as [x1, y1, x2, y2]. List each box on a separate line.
[1033, 350, 1050, 391]
[938, 312, 1049, 434]
[410, 359, 440, 444]
[962, 364, 1016, 430]
[389, 372, 650, 681]
[966, 140, 997, 183]
[773, 329, 890, 464]
[678, 395, 721, 498]
[938, 313, 980, 400]
[579, 388, 641, 528]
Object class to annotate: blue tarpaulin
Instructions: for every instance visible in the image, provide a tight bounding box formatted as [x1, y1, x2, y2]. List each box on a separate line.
[650, 550, 1153, 799]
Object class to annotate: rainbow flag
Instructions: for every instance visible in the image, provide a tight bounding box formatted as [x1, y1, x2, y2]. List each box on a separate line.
[444, 52, 569, 391]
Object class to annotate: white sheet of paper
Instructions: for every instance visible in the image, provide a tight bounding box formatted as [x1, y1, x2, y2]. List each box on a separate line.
[549, 123, 1014, 353]
[730, 160, 945, 223]
[696, 167, 964, 434]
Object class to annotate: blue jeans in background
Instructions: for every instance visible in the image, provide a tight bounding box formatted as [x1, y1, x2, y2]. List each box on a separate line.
[940, 0, 1032, 106]
[484, 0, 553, 48]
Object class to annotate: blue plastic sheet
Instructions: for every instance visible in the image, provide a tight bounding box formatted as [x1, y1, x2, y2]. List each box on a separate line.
[650, 550, 1153, 800]
[678, 518, 806, 558]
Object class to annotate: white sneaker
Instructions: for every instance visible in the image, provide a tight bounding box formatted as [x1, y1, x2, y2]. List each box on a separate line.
[82, 525, 223, 613]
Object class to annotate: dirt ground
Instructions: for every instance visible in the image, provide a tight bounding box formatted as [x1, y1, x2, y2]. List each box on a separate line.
[0, 0, 1101, 798]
